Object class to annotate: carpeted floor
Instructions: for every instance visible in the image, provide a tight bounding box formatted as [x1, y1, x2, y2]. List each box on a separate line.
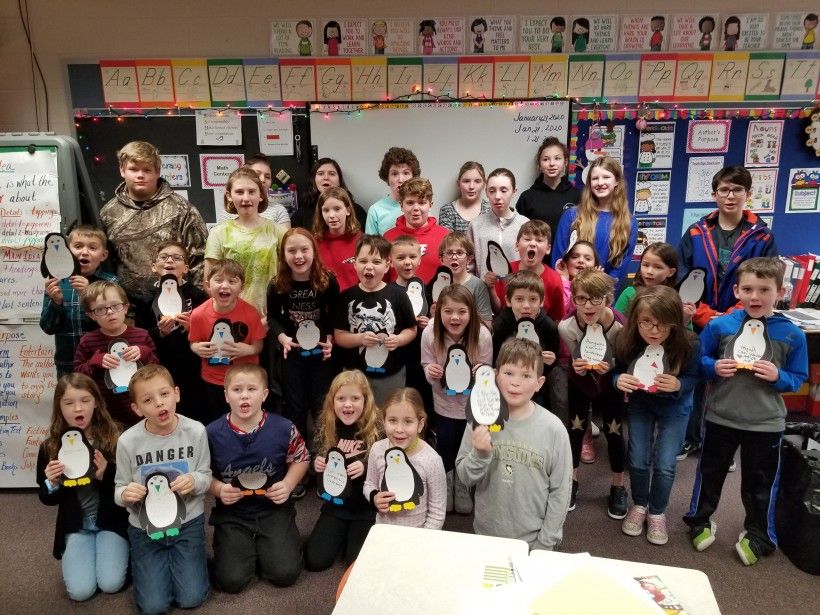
[1, 438, 817, 614]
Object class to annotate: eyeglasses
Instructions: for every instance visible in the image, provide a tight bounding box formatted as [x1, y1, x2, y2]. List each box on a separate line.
[444, 250, 467, 258]
[572, 295, 604, 306]
[638, 319, 671, 332]
[715, 186, 747, 197]
[91, 303, 125, 317]
[156, 253, 186, 263]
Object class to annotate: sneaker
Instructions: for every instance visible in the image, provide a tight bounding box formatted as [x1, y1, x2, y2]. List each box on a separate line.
[676, 441, 699, 461]
[568, 480, 579, 511]
[735, 532, 760, 566]
[728, 459, 737, 472]
[580, 428, 597, 464]
[454, 473, 473, 514]
[691, 520, 717, 551]
[622, 505, 647, 536]
[646, 513, 669, 545]
[290, 484, 307, 500]
[608, 486, 628, 519]
[445, 471, 454, 513]
[590, 421, 600, 438]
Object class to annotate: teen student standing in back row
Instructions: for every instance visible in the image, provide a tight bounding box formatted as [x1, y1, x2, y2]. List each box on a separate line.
[552, 156, 637, 293]
[516, 137, 582, 242]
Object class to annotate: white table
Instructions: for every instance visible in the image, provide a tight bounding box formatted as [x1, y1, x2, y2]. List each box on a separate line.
[333, 525, 721, 615]
[333, 525, 528, 615]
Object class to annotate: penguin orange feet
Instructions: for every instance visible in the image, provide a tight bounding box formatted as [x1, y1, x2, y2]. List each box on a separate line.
[77, 477, 91, 486]
[403, 502, 416, 510]
[388, 504, 403, 512]
[254, 489, 266, 495]
[489, 425, 502, 432]
[63, 479, 78, 487]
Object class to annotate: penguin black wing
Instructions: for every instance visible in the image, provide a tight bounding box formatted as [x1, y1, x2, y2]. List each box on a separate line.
[409, 459, 424, 503]
[174, 492, 186, 527]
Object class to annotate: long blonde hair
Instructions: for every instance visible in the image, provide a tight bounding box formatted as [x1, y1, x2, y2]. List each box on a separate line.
[314, 370, 380, 454]
[574, 156, 632, 268]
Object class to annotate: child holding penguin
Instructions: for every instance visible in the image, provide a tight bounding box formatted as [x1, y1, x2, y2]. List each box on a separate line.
[115, 364, 211, 614]
[37, 373, 129, 602]
[364, 388, 447, 529]
[456, 338, 572, 551]
[207, 364, 309, 591]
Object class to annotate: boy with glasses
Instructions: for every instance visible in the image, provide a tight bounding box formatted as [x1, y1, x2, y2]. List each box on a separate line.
[40, 224, 117, 376]
[74, 280, 158, 426]
[133, 241, 209, 421]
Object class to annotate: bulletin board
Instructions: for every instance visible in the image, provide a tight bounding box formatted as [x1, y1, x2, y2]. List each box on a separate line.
[572, 113, 820, 271]
[73, 113, 312, 224]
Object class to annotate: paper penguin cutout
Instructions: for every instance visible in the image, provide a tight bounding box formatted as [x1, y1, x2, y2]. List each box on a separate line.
[677, 268, 707, 304]
[139, 471, 185, 540]
[363, 333, 389, 373]
[231, 472, 275, 496]
[208, 318, 234, 365]
[467, 364, 509, 431]
[57, 428, 95, 487]
[405, 277, 428, 317]
[564, 229, 579, 257]
[296, 320, 323, 356]
[318, 447, 352, 505]
[515, 318, 541, 345]
[724, 314, 773, 370]
[627, 344, 668, 392]
[486, 241, 511, 278]
[41, 233, 80, 280]
[427, 266, 453, 304]
[104, 339, 141, 394]
[576, 322, 612, 371]
[153, 274, 184, 319]
[381, 446, 424, 512]
[441, 343, 473, 395]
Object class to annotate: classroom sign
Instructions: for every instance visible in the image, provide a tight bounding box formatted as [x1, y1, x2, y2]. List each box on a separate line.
[95, 50, 820, 107]
[0, 147, 60, 320]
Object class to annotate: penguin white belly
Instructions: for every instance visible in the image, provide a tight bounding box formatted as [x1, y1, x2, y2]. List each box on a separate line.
[146, 492, 178, 527]
[408, 291, 424, 316]
[109, 361, 138, 389]
[445, 361, 471, 393]
[471, 388, 501, 425]
[365, 343, 389, 368]
[45, 252, 74, 280]
[236, 472, 267, 490]
[431, 279, 448, 302]
[323, 466, 348, 497]
[385, 464, 415, 501]
[157, 292, 183, 316]
[59, 449, 90, 479]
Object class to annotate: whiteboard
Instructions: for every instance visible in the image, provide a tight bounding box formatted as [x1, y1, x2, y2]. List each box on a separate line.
[310, 101, 570, 213]
[0, 326, 55, 487]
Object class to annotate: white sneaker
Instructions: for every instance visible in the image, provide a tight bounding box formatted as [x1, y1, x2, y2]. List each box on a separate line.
[728, 459, 737, 473]
[590, 421, 600, 438]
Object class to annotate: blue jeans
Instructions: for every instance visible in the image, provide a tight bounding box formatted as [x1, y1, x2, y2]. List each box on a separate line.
[128, 514, 209, 615]
[62, 516, 129, 601]
[627, 402, 690, 514]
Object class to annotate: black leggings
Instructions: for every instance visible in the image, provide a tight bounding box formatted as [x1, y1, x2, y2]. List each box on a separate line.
[304, 511, 374, 571]
[567, 383, 625, 472]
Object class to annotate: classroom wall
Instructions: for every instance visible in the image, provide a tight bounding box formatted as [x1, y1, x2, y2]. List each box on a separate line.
[2, 1, 819, 135]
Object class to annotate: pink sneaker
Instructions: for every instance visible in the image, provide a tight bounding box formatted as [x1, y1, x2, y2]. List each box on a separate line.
[647, 513, 668, 545]
[621, 505, 646, 536]
[580, 428, 596, 464]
